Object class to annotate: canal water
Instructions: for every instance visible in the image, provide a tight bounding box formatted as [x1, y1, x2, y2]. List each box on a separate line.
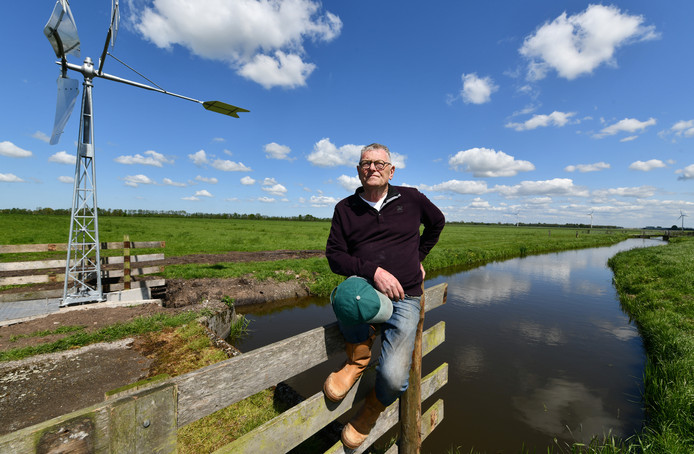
[233, 238, 664, 452]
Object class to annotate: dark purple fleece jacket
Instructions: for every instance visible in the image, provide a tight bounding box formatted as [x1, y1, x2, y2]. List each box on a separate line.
[325, 185, 445, 296]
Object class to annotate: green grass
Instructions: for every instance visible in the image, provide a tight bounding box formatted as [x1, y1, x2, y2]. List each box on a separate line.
[1, 215, 633, 297]
[607, 237, 694, 453]
[9, 324, 84, 342]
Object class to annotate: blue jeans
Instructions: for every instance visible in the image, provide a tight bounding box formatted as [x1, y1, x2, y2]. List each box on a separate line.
[338, 295, 422, 406]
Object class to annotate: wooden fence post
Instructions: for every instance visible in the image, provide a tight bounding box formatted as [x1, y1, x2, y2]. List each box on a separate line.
[123, 234, 131, 290]
[399, 284, 425, 453]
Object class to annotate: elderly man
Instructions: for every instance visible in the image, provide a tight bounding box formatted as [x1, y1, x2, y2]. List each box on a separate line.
[324, 143, 445, 449]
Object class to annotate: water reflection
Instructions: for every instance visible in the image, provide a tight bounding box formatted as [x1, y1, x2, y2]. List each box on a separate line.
[513, 377, 625, 442]
[237, 238, 663, 452]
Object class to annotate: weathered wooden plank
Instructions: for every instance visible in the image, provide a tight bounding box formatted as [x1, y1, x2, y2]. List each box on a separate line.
[0, 259, 65, 272]
[175, 318, 444, 428]
[383, 399, 444, 454]
[105, 253, 165, 264]
[219, 363, 448, 454]
[0, 273, 63, 286]
[0, 270, 164, 287]
[175, 322, 344, 427]
[109, 279, 166, 292]
[423, 282, 447, 311]
[109, 383, 177, 454]
[102, 266, 164, 279]
[0, 288, 63, 303]
[0, 243, 68, 254]
[102, 241, 165, 250]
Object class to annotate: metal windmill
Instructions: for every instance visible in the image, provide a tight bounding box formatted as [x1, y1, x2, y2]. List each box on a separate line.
[513, 211, 520, 227]
[677, 210, 687, 230]
[588, 211, 594, 230]
[44, 0, 249, 306]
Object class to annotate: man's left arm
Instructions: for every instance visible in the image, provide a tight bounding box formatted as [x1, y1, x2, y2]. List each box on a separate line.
[418, 192, 446, 262]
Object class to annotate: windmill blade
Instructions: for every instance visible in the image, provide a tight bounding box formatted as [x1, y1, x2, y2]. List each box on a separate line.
[50, 76, 80, 145]
[44, 0, 81, 59]
[98, 0, 120, 75]
[203, 101, 250, 118]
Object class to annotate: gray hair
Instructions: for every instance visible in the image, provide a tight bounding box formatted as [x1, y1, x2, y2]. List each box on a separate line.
[360, 143, 391, 160]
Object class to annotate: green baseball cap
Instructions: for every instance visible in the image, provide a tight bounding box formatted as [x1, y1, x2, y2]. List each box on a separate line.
[330, 276, 393, 326]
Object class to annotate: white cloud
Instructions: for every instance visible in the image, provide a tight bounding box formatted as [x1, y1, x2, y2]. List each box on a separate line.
[593, 186, 656, 198]
[58, 176, 74, 184]
[49, 151, 76, 165]
[262, 177, 288, 196]
[265, 142, 292, 160]
[675, 164, 694, 180]
[194, 189, 213, 197]
[310, 195, 338, 206]
[195, 175, 218, 184]
[115, 150, 173, 167]
[423, 180, 488, 195]
[0, 173, 24, 183]
[162, 178, 187, 187]
[660, 120, 694, 141]
[212, 137, 225, 142]
[306, 139, 407, 169]
[123, 174, 155, 187]
[565, 162, 610, 173]
[520, 4, 658, 81]
[620, 135, 638, 142]
[337, 174, 361, 192]
[212, 159, 252, 172]
[189, 149, 209, 166]
[493, 178, 589, 197]
[449, 147, 535, 177]
[132, 0, 342, 89]
[240, 176, 256, 185]
[461, 73, 498, 104]
[629, 160, 666, 171]
[0, 141, 32, 158]
[181, 196, 199, 201]
[307, 138, 362, 167]
[595, 117, 656, 138]
[239, 51, 316, 89]
[32, 131, 51, 143]
[258, 196, 276, 203]
[506, 111, 575, 131]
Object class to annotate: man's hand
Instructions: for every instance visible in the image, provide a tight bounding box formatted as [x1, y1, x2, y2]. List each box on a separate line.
[374, 267, 405, 301]
[420, 263, 426, 280]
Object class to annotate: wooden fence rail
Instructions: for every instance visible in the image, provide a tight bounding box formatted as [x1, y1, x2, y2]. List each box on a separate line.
[0, 239, 165, 302]
[0, 282, 448, 453]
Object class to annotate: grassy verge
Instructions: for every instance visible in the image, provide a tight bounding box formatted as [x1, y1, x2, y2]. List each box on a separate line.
[606, 236, 694, 453]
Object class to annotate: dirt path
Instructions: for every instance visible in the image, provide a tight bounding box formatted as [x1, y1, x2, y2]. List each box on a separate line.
[0, 250, 325, 436]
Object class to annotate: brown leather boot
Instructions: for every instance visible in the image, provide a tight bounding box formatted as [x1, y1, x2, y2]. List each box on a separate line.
[341, 389, 386, 450]
[323, 334, 375, 402]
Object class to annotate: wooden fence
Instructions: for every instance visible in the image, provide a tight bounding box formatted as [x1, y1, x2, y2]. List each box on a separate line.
[0, 237, 166, 302]
[0, 283, 448, 453]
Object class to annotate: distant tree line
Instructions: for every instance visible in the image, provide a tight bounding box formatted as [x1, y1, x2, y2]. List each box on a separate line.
[0, 207, 330, 222]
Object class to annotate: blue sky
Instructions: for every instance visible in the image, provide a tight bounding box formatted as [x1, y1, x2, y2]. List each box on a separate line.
[1, 1, 693, 228]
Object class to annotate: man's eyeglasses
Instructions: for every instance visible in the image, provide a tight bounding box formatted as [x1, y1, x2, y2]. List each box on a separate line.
[358, 160, 391, 171]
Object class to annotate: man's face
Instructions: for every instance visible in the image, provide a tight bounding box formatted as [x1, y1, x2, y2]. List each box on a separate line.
[357, 148, 394, 190]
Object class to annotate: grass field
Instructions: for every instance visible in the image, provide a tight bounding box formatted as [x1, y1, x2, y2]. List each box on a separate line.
[0, 214, 634, 296]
